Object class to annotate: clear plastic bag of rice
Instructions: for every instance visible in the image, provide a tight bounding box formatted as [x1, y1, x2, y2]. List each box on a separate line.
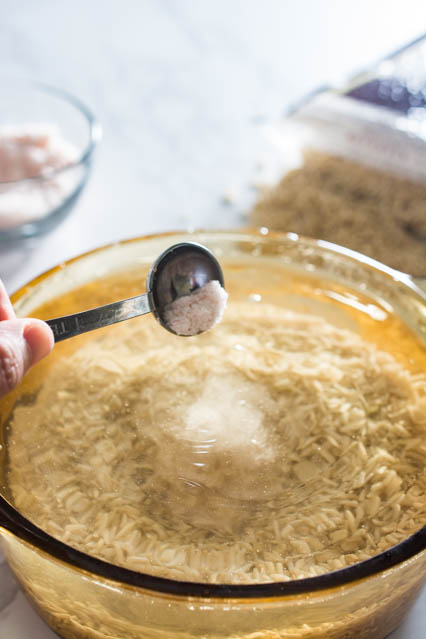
[251, 35, 426, 277]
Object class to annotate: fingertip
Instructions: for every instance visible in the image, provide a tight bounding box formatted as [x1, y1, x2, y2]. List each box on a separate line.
[0, 279, 16, 321]
[23, 319, 54, 367]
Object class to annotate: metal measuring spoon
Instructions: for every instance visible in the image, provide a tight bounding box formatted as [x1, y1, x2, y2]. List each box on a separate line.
[46, 242, 225, 342]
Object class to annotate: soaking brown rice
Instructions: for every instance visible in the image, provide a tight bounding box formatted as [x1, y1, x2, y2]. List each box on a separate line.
[7, 301, 426, 584]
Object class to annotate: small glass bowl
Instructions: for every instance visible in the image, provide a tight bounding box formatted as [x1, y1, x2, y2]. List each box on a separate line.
[0, 81, 101, 242]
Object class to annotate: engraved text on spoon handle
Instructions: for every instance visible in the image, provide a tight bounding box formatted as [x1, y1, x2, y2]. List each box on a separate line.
[46, 294, 152, 342]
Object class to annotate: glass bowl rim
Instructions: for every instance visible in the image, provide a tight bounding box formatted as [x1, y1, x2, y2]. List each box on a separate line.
[0, 80, 102, 186]
[1, 228, 425, 600]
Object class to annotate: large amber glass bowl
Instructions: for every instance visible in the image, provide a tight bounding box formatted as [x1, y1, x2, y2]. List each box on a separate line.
[0, 230, 425, 639]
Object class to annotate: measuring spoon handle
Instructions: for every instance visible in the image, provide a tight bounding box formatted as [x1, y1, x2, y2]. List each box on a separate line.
[46, 293, 152, 342]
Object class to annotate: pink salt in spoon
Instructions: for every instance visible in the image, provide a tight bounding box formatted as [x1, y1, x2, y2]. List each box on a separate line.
[46, 242, 227, 341]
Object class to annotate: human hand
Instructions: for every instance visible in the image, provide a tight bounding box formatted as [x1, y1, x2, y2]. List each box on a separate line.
[0, 279, 54, 399]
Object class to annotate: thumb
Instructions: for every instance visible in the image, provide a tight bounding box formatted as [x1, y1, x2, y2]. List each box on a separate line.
[0, 318, 54, 399]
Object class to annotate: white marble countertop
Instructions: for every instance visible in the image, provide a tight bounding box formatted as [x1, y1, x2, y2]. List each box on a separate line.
[0, 1, 425, 637]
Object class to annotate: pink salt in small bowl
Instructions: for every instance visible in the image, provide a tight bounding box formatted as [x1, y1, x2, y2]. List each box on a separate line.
[0, 81, 101, 242]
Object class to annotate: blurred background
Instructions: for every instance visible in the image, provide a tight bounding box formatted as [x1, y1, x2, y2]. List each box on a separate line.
[0, 2, 425, 636]
[0, 0, 425, 293]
